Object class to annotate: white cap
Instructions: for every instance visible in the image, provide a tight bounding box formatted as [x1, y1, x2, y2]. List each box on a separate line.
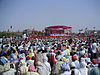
[71, 62, 76, 67]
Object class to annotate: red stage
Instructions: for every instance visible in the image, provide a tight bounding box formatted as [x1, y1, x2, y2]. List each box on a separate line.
[45, 25, 72, 37]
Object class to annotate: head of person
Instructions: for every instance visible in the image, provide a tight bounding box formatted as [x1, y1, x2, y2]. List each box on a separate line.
[72, 55, 77, 61]
[97, 57, 100, 64]
[26, 56, 31, 60]
[10, 63, 15, 69]
[61, 57, 68, 62]
[61, 62, 70, 71]
[83, 53, 88, 58]
[80, 62, 87, 68]
[33, 48, 37, 54]
[92, 59, 97, 64]
[70, 62, 76, 69]
[43, 55, 48, 62]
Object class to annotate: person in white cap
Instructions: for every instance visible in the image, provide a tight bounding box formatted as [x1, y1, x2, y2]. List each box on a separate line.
[42, 54, 51, 75]
[3, 63, 16, 75]
[36, 61, 46, 75]
[60, 62, 71, 75]
[70, 62, 81, 75]
[18, 60, 28, 75]
[79, 62, 88, 75]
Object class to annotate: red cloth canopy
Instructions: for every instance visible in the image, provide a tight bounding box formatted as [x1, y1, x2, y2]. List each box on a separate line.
[45, 25, 72, 29]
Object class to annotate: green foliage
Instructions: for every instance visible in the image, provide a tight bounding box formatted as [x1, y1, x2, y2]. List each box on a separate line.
[0, 32, 22, 38]
[38, 31, 45, 35]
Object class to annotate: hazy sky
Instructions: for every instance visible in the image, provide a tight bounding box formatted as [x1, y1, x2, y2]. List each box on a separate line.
[0, 0, 100, 32]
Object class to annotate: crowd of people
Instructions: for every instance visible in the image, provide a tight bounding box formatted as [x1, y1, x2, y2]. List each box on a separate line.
[0, 37, 100, 75]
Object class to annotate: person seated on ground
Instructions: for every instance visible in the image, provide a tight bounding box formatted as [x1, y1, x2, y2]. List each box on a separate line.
[2, 63, 16, 75]
[70, 62, 81, 75]
[72, 55, 80, 69]
[79, 62, 88, 75]
[60, 62, 71, 75]
[89, 59, 99, 75]
[26, 56, 34, 65]
[18, 59, 28, 75]
[42, 53, 51, 75]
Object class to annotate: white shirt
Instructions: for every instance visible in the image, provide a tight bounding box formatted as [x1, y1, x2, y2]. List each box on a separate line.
[3, 69, 16, 75]
[91, 43, 97, 53]
[79, 68, 88, 75]
[61, 71, 71, 75]
[72, 69, 81, 75]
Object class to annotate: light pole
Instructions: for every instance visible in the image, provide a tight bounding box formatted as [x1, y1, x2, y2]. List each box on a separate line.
[93, 27, 95, 38]
[85, 28, 88, 38]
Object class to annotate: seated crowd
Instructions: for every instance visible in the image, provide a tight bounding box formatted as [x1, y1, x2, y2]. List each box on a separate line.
[0, 37, 100, 75]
